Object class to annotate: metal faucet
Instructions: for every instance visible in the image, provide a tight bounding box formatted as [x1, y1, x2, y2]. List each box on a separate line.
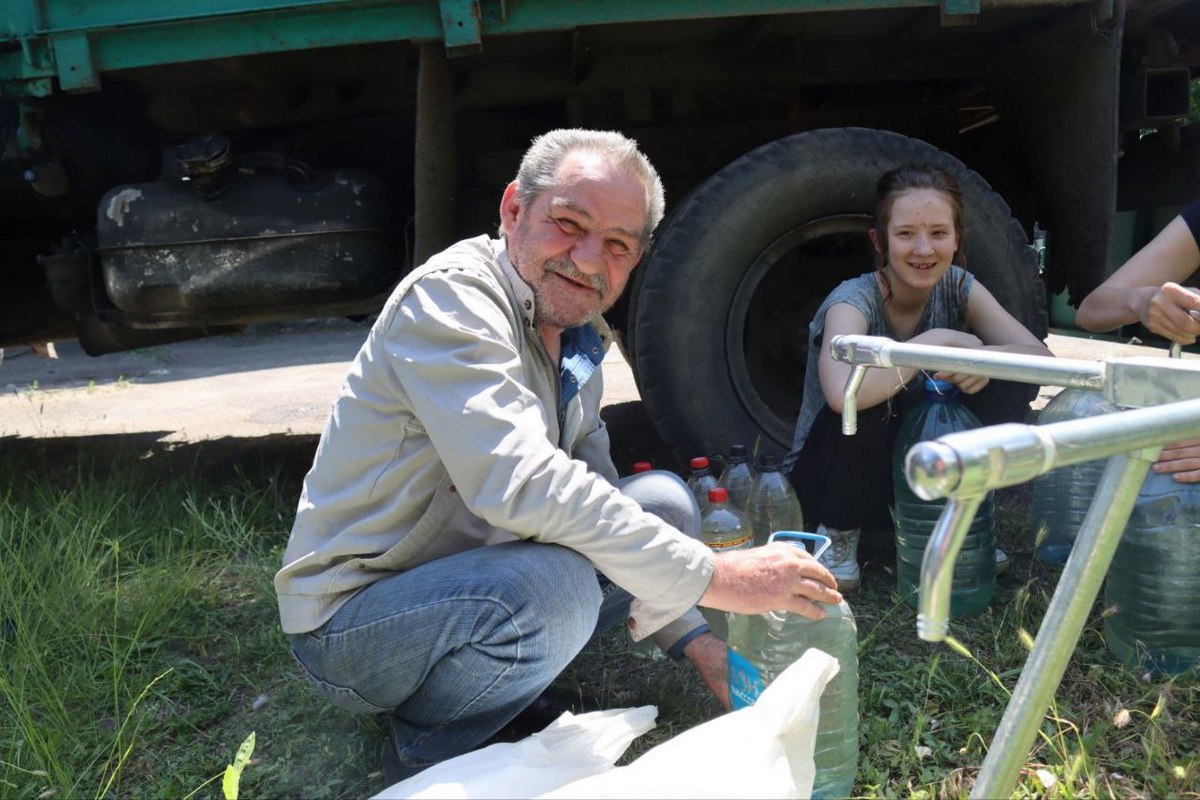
[830, 334, 1200, 636]
[825, 333, 1200, 799]
[905, 396, 1200, 798]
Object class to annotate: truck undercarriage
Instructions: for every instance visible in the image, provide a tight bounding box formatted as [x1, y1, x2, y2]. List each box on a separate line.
[2, 0, 1198, 460]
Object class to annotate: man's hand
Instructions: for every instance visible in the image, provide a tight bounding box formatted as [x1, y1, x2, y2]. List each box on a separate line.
[700, 542, 842, 620]
[682, 631, 730, 710]
[1154, 437, 1200, 483]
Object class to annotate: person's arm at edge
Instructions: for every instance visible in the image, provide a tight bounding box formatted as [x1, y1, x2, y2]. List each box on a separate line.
[1075, 214, 1200, 338]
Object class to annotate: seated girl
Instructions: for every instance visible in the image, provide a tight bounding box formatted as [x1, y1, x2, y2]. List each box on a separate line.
[785, 164, 1051, 589]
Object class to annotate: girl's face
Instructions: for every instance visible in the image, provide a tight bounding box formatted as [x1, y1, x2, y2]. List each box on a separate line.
[870, 188, 960, 291]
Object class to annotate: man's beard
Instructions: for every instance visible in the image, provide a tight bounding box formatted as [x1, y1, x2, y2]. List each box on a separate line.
[531, 257, 613, 329]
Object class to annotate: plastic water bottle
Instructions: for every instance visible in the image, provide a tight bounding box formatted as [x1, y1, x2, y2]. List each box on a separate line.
[1104, 469, 1200, 674]
[892, 378, 996, 617]
[1030, 388, 1117, 564]
[747, 453, 805, 546]
[699, 487, 754, 639]
[727, 532, 859, 798]
[687, 456, 720, 512]
[718, 444, 756, 510]
[701, 487, 754, 552]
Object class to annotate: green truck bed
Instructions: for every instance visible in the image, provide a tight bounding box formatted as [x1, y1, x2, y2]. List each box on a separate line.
[2, 0, 1091, 96]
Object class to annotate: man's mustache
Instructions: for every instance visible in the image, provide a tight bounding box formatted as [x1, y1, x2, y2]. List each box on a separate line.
[547, 258, 609, 295]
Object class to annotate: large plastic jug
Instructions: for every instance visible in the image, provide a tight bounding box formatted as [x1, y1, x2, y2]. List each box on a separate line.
[1030, 388, 1117, 564]
[1104, 469, 1200, 674]
[726, 532, 859, 799]
[747, 453, 805, 546]
[892, 377, 996, 617]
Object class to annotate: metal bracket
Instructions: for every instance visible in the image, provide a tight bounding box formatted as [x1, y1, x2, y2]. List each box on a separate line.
[437, 0, 507, 56]
[50, 32, 100, 93]
[1105, 356, 1200, 408]
[438, 0, 483, 56]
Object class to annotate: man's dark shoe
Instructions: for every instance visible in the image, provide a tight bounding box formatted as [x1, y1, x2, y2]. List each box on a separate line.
[378, 686, 599, 785]
[492, 685, 598, 743]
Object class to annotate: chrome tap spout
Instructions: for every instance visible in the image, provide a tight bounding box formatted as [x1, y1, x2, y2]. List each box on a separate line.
[915, 495, 982, 642]
[841, 365, 868, 435]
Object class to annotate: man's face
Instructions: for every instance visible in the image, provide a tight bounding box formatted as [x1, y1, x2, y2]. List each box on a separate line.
[500, 151, 648, 333]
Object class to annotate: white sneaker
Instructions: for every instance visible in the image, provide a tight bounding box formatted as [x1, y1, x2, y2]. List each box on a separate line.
[816, 524, 861, 590]
[995, 548, 1010, 576]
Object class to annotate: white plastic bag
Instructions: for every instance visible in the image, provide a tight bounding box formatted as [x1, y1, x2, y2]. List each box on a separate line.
[371, 705, 658, 800]
[375, 647, 838, 800]
[541, 648, 839, 799]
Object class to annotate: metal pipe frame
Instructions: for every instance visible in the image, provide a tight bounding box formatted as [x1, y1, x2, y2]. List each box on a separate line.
[907, 398, 1200, 641]
[971, 453, 1151, 798]
[829, 334, 1105, 393]
[827, 333, 1200, 797]
[903, 397, 1200, 798]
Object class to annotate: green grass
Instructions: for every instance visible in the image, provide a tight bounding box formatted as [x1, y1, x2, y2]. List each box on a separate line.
[0, 442, 1197, 798]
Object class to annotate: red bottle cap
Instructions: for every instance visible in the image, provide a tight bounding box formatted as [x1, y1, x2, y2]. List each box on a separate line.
[708, 487, 729, 503]
[632, 461, 653, 473]
[690, 456, 710, 469]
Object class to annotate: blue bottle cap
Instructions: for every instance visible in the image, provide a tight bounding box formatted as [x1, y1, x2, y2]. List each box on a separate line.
[923, 377, 959, 399]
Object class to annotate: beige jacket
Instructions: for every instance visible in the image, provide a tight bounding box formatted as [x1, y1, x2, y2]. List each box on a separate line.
[275, 236, 714, 644]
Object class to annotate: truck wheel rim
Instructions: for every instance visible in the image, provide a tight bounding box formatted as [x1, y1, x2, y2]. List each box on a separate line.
[725, 213, 873, 448]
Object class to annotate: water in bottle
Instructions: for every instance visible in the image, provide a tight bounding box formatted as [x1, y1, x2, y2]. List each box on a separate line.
[699, 487, 754, 639]
[747, 453, 805, 546]
[892, 378, 996, 617]
[727, 532, 858, 799]
[687, 456, 720, 512]
[1030, 388, 1116, 564]
[718, 444, 756, 510]
[1104, 469, 1200, 674]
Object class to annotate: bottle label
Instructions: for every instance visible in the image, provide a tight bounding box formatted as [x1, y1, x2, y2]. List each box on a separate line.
[727, 647, 765, 709]
[706, 534, 753, 551]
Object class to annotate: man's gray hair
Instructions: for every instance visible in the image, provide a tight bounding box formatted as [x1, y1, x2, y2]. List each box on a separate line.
[513, 128, 665, 243]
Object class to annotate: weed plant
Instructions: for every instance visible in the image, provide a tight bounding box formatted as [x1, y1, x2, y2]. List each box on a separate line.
[0, 442, 1197, 798]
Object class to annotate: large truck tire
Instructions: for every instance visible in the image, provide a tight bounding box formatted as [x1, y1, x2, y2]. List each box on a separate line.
[628, 127, 1047, 467]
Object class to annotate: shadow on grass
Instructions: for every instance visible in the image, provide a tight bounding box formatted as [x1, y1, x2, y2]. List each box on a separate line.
[0, 431, 320, 496]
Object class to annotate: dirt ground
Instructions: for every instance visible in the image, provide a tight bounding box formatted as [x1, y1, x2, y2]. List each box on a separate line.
[0, 320, 1185, 475]
[0, 318, 662, 478]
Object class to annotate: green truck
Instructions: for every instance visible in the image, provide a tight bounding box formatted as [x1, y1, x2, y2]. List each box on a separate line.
[2, 0, 1197, 462]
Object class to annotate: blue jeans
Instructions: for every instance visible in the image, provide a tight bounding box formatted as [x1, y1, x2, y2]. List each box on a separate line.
[288, 470, 696, 776]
